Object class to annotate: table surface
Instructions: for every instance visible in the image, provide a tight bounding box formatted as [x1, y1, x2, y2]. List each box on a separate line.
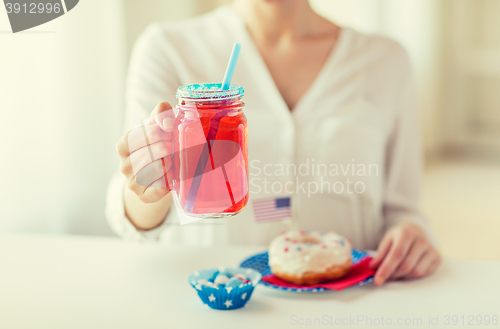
[0, 234, 499, 329]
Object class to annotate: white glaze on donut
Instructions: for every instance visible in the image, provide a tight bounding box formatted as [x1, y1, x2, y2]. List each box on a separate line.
[269, 230, 352, 276]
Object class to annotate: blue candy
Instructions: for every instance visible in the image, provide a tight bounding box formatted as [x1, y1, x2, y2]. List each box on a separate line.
[226, 277, 243, 288]
[209, 271, 220, 282]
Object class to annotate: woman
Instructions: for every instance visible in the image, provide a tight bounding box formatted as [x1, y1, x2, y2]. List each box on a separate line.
[107, 0, 441, 286]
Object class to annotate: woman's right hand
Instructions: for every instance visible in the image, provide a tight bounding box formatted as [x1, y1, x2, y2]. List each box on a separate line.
[116, 102, 174, 204]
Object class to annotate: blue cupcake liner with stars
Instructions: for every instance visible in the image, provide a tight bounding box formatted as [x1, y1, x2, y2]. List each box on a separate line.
[239, 249, 374, 292]
[188, 267, 262, 310]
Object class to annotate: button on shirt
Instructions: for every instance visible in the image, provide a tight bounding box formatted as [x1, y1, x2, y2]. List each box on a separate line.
[106, 6, 434, 250]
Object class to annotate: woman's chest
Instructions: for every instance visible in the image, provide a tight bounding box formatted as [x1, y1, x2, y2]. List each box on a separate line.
[297, 98, 393, 167]
[257, 39, 338, 111]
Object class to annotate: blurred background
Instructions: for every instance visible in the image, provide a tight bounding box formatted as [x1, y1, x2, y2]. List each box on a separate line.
[0, 0, 498, 260]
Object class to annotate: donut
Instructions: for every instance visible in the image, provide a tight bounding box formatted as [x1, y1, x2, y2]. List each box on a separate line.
[268, 230, 352, 285]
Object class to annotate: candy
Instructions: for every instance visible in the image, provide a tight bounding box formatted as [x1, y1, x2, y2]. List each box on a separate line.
[214, 274, 229, 285]
[226, 277, 243, 288]
[233, 274, 247, 281]
[197, 279, 216, 288]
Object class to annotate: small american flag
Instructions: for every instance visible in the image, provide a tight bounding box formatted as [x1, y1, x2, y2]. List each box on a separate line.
[252, 197, 292, 222]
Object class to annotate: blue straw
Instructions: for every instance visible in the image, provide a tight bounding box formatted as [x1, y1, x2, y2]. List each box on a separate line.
[221, 43, 241, 90]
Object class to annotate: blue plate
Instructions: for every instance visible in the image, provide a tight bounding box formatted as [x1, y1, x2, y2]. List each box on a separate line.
[239, 249, 374, 292]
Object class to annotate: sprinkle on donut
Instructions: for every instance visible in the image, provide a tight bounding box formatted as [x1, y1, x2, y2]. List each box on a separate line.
[268, 230, 353, 285]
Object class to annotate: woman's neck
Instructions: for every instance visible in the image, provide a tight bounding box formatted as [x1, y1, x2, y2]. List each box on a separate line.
[232, 0, 332, 45]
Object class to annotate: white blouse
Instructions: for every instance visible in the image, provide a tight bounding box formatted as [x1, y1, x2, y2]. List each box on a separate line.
[106, 5, 434, 250]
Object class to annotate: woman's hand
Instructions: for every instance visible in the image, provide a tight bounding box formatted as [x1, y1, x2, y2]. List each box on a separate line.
[369, 221, 441, 286]
[115, 102, 175, 229]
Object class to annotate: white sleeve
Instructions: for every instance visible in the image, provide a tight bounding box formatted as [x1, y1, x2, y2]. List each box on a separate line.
[105, 23, 180, 241]
[382, 52, 437, 245]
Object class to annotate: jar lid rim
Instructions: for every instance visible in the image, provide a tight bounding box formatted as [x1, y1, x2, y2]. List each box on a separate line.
[176, 83, 244, 100]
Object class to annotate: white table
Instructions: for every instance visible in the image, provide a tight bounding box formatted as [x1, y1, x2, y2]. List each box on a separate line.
[0, 234, 498, 329]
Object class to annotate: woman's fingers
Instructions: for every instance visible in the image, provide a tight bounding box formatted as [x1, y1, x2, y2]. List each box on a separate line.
[148, 102, 174, 130]
[123, 156, 172, 203]
[135, 157, 173, 188]
[371, 222, 442, 285]
[425, 257, 441, 276]
[408, 249, 440, 278]
[115, 102, 176, 204]
[129, 141, 173, 177]
[141, 177, 171, 203]
[369, 236, 392, 269]
[146, 102, 172, 122]
[373, 232, 415, 286]
[116, 101, 173, 159]
[391, 238, 428, 279]
[116, 124, 171, 160]
[128, 125, 172, 155]
[116, 131, 132, 159]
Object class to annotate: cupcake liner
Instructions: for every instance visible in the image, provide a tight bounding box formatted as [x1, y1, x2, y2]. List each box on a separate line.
[188, 267, 262, 310]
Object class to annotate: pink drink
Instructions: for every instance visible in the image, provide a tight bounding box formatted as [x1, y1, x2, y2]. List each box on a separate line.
[173, 83, 248, 218]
